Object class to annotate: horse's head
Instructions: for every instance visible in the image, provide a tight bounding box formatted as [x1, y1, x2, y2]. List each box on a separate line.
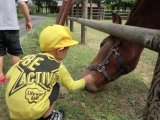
[84, 13, 144, 92]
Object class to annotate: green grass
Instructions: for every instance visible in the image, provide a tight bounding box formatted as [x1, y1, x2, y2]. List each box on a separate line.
[0, 17, 157, 120]
[141, 49, 158, 65]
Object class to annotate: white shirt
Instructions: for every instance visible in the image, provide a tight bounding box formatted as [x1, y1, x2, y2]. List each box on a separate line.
[0, 0, 28, 30]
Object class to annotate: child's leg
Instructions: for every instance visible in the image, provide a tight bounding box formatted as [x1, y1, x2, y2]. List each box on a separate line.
[11, 55, 21, 64]
[42, 83, 60, 119]
[43, 101, 55, 118]
[38, 109, 64, 120]
[0, 56, 4, 77]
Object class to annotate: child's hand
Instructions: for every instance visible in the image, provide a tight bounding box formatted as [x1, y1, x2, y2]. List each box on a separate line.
[83, 74, 95, 84]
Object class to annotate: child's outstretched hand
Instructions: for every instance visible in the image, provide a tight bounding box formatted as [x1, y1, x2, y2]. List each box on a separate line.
[83, 74, 95, 84]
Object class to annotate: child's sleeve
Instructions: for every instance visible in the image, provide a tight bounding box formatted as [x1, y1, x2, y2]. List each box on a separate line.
[58, 63, 85, 91]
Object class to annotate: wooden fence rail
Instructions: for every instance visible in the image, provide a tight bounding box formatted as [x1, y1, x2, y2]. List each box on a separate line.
[71, 8, 130, 20]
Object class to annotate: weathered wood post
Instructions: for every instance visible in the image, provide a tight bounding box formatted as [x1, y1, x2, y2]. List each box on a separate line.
[81, 0, 88, 44]
[75, 3, 79, 17]
[89, 0, 93, 20]
[56, 0, 66, 24]
[100, 8, 104, 20]
[70, 6, 74, 31]
[68, 17, 160, 52]
[59, 0, 72, 25]
[143, 55, 160, 119]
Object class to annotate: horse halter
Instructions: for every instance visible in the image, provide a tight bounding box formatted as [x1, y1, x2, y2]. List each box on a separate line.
[87, 40, 132, 82]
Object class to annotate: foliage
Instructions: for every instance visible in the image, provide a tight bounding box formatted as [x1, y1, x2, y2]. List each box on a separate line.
[28, 3, 37, 14]
[89, 0, 135, 10]
[17, 3, 37, 18]
[32, 0, 59, 13]
[90, 0, 135, 4]
[16, 6, 24, 19]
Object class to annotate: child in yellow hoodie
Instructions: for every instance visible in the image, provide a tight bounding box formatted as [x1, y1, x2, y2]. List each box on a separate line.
[5, 25, 94, 120]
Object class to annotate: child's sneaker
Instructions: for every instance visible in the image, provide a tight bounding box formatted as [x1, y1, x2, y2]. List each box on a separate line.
[48, 110, 64, 120]
[0, 75, 7, 85]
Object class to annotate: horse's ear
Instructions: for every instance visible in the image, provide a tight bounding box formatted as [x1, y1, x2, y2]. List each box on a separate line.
[112, 13, 122, 24]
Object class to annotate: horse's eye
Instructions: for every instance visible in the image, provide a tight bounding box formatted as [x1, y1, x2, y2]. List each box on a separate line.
[100, 42, 104, 48]
[100, 41, 106, 48]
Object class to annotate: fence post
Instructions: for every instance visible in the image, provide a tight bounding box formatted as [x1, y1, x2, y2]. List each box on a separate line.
[144, 54, 160, 119]
[100, 8, 103, 20]
[56, 0, 66, 24]
[89, 0, 93, 20]
[75, 3, 79, 17]
[59, 0, 72, 25]
[70, 6, 74, 31]
[81, 0, 88, 44]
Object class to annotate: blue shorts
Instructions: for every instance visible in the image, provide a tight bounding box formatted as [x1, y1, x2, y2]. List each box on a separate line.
[0, 30, 23, 56]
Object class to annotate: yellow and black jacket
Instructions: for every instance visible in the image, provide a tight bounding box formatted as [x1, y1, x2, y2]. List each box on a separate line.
[5, 53, 85, 120]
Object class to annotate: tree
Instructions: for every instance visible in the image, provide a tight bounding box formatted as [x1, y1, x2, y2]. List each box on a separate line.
[32, 0, 43, 13]
[102, 0, 135, 10]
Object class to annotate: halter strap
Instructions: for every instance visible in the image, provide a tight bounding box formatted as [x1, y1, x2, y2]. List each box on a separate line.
[87, 40, 132, 82]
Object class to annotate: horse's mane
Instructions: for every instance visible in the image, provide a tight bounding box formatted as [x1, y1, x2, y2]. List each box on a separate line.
[128, 0, 141, 15]
[126, 0, 160, 29]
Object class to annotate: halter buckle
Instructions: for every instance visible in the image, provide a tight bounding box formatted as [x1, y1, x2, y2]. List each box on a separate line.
[112, 45, 120, 57]
[112, 44, 119, 51]
[115, 52, 120, 57]
[97, 64, 105, 72]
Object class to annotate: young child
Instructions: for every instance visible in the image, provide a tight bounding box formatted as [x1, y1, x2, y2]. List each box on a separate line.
[5, 25, 94, 120]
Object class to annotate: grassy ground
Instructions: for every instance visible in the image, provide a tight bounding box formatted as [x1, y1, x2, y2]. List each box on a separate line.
[0, 17, 158, 120]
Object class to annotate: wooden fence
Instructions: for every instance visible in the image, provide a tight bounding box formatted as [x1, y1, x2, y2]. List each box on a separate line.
[71, 8, 130, 20]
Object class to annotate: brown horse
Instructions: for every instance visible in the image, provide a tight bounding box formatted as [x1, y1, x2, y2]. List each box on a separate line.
[84, 0, 160, 92]
[79, 0, 160, 119]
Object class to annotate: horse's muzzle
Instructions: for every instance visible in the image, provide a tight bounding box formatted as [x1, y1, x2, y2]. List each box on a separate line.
[85, 83, 99, 92]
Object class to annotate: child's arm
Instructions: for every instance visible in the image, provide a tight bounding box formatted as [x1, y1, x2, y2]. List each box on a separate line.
[58, 63, 94, 91]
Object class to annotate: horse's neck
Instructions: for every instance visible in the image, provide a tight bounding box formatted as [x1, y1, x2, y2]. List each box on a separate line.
[120, 0, 160, 69]
[123, 0, 160, 52]
[126, 0, 160, 29]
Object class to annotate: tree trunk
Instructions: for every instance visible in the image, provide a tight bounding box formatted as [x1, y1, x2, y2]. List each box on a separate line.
[144, 54, 160, 119]
[37, 1, 41, 13]
[117, 0, 122, 10]
[45, 1, 47, 14]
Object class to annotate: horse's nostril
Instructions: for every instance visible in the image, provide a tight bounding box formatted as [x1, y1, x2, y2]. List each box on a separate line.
[85, 84, 99, 92]
[85, 85, 93, 92]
